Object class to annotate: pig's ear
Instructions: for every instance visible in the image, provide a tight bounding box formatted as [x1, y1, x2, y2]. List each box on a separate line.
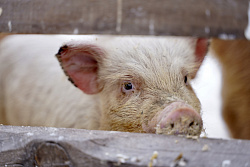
[56, 43, 105, 94]
[191, 38, 209, 78]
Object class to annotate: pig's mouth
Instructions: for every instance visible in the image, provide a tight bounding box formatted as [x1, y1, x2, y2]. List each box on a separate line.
[142, 102, 203, 136]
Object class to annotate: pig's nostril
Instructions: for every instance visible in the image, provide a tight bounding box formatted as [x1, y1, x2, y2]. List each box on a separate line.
[189, 121, 194, 127]
[171, 123, 174, 128]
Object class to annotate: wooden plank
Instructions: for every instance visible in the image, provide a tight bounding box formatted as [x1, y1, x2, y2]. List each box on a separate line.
[0, 0, 248, 38]
[0, 125, 250, 166]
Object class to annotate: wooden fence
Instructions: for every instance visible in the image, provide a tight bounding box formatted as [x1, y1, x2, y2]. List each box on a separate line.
[0, 0, 250, 166]
[0, 0, 248, 38]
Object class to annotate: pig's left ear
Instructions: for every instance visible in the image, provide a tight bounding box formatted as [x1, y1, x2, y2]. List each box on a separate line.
[191, 38, 209, 78]
[56, 43, 105, 94]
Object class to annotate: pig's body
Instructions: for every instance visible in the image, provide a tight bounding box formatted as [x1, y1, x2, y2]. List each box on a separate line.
[0, 35, 101, 129]
[0, 35, 205, 135]
[211, 39, 250, 139]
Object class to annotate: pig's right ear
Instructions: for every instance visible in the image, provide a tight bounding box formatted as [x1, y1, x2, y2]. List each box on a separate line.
[190, 38, 209, 79]
[56, 43, 105, 94]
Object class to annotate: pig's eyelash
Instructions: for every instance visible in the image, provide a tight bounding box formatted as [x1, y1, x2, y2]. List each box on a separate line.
[121, 75, 133, 79]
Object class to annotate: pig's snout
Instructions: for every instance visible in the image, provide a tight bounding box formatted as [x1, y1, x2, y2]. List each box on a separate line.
[157, 106, 203, 136]
[144, 102, 203, 136]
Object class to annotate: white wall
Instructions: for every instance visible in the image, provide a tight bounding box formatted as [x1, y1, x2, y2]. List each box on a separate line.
[191, 52, 230, 139]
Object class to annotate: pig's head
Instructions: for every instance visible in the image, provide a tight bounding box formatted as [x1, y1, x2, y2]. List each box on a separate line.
[56, 37, 208, 136]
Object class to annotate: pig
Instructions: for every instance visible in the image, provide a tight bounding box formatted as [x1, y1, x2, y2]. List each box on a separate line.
[211, 39, 250, 139]
[0, 35, 207, 136]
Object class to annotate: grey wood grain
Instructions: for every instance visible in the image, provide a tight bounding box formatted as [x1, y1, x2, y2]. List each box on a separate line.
[0, 0, 248, 38]
[0, 125, 250, 167]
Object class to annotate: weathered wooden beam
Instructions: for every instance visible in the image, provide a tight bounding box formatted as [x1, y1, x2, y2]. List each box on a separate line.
[0, 0, 248, 38]
[0, 125, 250, 166]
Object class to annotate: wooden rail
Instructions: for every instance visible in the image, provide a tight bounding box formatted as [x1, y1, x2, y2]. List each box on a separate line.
[0, 125, 250, 166]
[0, 0, 248, 38]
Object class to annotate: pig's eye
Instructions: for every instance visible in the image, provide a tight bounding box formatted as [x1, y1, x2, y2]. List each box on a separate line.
[124, 82, 133, 90]
[184, 75, 188, 85]
[122, 82, 135, 93]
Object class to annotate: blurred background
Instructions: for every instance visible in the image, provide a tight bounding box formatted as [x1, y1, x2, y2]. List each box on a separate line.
[192, 51, 230, 139]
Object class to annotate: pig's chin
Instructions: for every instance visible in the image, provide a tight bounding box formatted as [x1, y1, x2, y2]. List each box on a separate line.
[142, 102, 203, 136]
